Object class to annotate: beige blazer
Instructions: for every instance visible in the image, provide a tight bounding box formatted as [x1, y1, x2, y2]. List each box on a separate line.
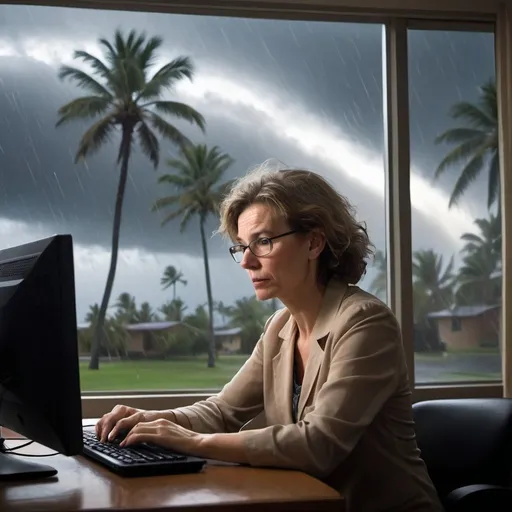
[172, 279, 443, 512]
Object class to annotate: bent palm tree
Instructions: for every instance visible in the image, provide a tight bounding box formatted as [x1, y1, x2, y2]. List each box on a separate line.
[57, 29, 205, 370]
[161, 265, 187, 300]
[152, 144, 234, 368]
[434, 80, 498, 209]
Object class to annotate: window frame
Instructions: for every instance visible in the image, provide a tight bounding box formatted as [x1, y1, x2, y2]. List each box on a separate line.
[3, 0, 509, 414]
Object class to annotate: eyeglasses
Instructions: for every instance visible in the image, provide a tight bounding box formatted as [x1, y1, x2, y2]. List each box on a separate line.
[229, 230, 298, 263]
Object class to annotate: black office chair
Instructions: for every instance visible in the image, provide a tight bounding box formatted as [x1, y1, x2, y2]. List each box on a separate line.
[412, 398, 512, 512]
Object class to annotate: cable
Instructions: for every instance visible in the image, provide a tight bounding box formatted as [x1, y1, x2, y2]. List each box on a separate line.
[0, 374, 96, 458]
[2, 440, 34, 452]
[3, 423, 98, 457]
[3, 451, 59, 457]
[0, 374, 13, 454]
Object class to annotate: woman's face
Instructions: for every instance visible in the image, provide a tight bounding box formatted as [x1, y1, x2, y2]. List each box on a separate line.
[236, 203, 320, 302]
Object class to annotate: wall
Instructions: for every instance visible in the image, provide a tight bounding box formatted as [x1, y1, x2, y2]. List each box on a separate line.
[437, 310, 501, 350]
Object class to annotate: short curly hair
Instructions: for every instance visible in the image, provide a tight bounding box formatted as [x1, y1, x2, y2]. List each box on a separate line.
[217, 165, 374, 285]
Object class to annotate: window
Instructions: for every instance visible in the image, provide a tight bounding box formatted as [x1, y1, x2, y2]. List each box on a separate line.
[451, 318, 462, 332]
[408, 28, 502, 384]
[0, 4, 386, 392]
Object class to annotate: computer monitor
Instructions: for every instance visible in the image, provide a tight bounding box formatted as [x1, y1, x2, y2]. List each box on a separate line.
[0, 234, 83, 480]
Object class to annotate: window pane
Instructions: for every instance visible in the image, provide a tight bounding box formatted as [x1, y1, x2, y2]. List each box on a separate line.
[0, 4, 385, 392]
[408, 29, 502, 384]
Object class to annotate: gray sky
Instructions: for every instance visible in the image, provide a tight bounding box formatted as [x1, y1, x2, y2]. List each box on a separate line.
[0, 4, 496, 322]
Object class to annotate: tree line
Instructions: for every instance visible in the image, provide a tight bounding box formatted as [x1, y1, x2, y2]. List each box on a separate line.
[58, 29, 500, 369]
[370, 214, 501, 350]
[79, 264, 274, 359]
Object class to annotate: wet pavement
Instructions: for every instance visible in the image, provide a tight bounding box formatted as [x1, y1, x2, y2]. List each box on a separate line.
[415, 352, 501, 384]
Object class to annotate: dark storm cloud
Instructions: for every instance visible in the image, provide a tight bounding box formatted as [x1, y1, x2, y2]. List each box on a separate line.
[0, 3, 496, 260]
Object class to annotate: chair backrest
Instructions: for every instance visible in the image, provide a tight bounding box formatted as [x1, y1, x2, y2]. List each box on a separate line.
[413, 398, 512, 498]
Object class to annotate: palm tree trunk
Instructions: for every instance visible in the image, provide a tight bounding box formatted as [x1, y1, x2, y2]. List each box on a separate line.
[89, 125, 133, 370]
[199, 216, 216, 368]
[173, 283, 176, 301]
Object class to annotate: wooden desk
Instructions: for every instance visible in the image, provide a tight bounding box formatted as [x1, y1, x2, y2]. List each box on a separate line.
[0, 424, 343, 512]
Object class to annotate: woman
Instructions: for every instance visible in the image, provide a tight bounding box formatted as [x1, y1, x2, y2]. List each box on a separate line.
[96, 168, 442, 511]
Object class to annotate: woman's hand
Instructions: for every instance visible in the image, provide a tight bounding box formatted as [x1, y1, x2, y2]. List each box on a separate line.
[95, 404, 162, 443]
[119, 418, 204, 456]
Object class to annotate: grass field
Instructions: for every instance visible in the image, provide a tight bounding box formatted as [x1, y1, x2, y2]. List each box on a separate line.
[79, 355, 248, 392]
[79, 351, 502, 392]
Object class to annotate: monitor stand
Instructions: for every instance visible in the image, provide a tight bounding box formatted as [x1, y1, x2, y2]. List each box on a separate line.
[0, 437, 58, 481]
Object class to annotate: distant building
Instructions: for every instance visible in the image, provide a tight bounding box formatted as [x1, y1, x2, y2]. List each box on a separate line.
[214, 327, 242, 354]
[124, 322, 243, 356]
[124, 321, 183, 356]
[76, 320, 244, 357]
[427, 305, 501, 350]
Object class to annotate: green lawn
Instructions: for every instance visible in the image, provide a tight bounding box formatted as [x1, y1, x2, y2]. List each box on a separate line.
[79, 356, 248, 392]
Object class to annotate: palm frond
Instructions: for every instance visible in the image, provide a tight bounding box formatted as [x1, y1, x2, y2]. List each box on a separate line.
[144, 101, 205, 132]
[448, 148, 487, 207]
[163, 159, 197, 180]
[159, 205, 189, 226]
[136, 121, 159, 168]
[137, 56, 194, 101]
[58, 65, 113, 98]
[487, 151, 500, 209]
[152, 194, 181, 212]
[481, 80, 497, 120]
[179, 207, 196, 233]
[113, 57, 145, 99]
[149, 113, 191, 148]
[138, 36, 163, 73]
[73, 50, 111, 80]
[125, 29, 146, 55]
[56, 96, 112, 126]
[74, 115, 116, 162]
[98, 37, 117, 65]
[449, 101, 496, 129]
[434, 128, 485, 145]
[434, 137, 487, 179]
[157, 173, 190, 188]
[460, 232, 484, 245]
[114, 29, 130, 58]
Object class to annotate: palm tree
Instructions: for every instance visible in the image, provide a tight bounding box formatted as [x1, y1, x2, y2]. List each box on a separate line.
[152, 144, 234, 367]
[456, 214, 502, 306]
[434, 80, 498, 210]
[412, 249, 455, 321]
[113, 292, 137, 322]
[456, 250, 501, 306]
[225, 296, 274, 354]
[135, 301, 157, 323]
[460, 214, 501, 262]
[85, 303, 118, 358]
[57, 29, 205, 370]
[214, 300, 233, 327]
[160, 298, 187, 322]
[161, 265, 187, 300]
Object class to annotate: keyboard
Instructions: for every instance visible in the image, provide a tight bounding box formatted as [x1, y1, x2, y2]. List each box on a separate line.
[82, 429, 206, 477]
